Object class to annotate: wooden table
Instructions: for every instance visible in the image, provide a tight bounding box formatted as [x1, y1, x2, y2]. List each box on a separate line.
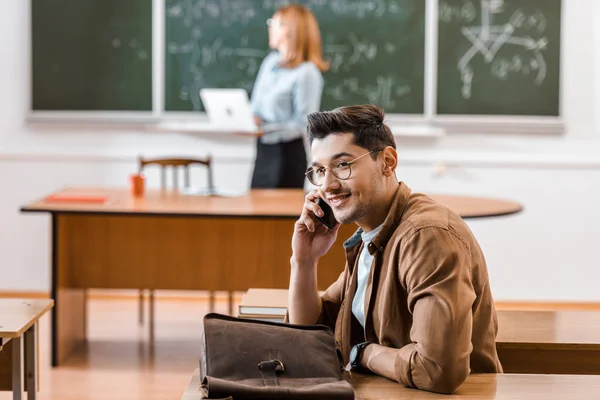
[20, 187, 522, 367]
[181, 368, 600, 400]
[0, 299, 54, 400]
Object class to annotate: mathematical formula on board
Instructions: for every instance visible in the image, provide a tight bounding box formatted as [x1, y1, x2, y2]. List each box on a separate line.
[165, 0, 418, 111]
[167, 0, 406, 26]
[440, 0, 550, 100]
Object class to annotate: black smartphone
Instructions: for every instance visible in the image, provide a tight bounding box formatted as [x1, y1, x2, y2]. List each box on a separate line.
[315, 198, 338, 229]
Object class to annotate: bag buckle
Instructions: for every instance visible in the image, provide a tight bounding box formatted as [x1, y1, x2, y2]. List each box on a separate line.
[257, 359, 285, 373]
[258, 359, 285, 387]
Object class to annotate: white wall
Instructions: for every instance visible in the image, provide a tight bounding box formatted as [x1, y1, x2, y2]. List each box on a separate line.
[1, 0, 599, 301]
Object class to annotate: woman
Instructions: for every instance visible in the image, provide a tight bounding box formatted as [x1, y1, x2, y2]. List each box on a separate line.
[250, 4, 329, 189]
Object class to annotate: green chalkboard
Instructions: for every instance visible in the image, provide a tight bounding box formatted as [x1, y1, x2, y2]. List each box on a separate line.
[165, 0, 426, 114]
[437, 0, 561, 116]
[31, 0, 153, 111]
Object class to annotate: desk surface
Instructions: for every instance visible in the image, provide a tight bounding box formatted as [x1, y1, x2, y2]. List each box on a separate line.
[181, 368, 600, 400]
[238, 289, 600, 348]
[0, 299, 54, 340]
[497, 310, 600, 349]
[21, 187, 523, 219]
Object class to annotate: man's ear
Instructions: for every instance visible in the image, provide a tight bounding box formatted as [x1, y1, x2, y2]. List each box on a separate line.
[381, 147, 398, 177]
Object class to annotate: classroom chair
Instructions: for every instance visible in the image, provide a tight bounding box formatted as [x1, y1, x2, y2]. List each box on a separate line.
[137, 156, 232, 341]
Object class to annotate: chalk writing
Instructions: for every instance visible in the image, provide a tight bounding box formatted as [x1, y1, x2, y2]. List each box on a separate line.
[110, 36, 150, 61]
[166, 0, 421, 111]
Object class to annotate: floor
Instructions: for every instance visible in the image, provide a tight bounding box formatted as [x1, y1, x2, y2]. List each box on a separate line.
[1, 293, 241, 400]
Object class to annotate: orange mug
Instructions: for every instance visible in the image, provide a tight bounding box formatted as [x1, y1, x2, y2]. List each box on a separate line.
[130, 174, 145, 197]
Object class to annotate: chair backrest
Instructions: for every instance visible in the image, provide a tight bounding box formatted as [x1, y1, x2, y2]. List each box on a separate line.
[138, 156, 214, 190]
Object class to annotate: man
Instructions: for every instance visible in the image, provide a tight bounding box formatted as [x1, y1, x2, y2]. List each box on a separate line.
[287, 104, 502, 394]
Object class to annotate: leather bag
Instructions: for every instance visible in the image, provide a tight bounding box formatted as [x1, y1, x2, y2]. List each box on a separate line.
[199, 313, 355, 399]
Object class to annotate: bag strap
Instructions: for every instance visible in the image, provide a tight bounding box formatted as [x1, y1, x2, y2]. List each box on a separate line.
[257, 359, 285, 387]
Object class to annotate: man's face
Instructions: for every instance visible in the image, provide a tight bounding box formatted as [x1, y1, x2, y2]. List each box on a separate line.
[310, 133, 384, 225]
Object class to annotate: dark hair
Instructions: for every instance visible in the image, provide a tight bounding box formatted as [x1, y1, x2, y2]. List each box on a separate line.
[306, 104, 396, 156]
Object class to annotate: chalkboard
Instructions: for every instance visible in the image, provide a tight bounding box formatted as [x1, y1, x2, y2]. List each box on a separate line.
[30, 0, 564, 119]
[164, 0, 426, 114]
[31, 0, 153, 111]
[437, 0, 561, 116]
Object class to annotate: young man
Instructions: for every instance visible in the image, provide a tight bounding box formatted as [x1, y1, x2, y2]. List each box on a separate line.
[287, 104, 502, 394]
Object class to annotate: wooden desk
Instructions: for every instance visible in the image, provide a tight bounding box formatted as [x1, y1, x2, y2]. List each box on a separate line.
[21, 186, 523, 218]
[20, 187, 522, 367]
[0, 299, 54, 400]
[237, 289, 600, 375]
[181, 368, 600, 400]
[497, 310, 600, 374]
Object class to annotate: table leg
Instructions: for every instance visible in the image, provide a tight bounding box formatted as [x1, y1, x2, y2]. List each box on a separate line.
[50, 213, 58, 367]
[24, 325, 37, 400]
[11, 336, 23, 400]
[52, 214, 87, 366]
[149, 290, 155, 344]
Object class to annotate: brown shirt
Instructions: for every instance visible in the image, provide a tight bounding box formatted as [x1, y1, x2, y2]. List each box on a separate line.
[317, 182, 502, 393]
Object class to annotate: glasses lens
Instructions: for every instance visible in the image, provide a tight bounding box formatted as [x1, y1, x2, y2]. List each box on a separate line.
[268, 18, 284, 28]
[333, 164, 352, 180]
[306, 169, 322, 186]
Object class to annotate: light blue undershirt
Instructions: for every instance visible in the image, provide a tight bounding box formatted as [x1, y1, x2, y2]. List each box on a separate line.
[351, 223, 384, 329]
[250, 51, 324, 144]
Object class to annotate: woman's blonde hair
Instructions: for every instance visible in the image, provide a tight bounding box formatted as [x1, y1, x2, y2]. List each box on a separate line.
[276, 4, 330, 72]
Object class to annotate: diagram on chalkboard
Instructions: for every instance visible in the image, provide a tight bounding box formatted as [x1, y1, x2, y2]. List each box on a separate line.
[448, 0, 549, 99]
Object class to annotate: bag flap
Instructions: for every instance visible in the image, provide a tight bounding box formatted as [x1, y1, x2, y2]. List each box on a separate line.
[201, 313, 344, 382]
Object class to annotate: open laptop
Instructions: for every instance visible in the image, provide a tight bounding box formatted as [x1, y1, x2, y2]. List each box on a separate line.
[199, 88, 260, 133]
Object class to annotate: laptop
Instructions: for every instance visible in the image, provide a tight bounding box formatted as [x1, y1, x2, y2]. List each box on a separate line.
[199, 88, 260, 133]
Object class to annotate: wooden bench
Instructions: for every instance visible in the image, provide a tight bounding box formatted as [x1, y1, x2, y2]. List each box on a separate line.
[0, 299, 54, 400]
[181, 368, 600, 399]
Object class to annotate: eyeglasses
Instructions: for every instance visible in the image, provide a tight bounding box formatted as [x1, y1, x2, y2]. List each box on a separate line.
[266, 18, 284, 28]
[305, 149, 383, 186]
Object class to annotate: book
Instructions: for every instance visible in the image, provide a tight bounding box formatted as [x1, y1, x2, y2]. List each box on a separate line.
[238, 288, 325, 317]
[44, 193, 110, 204]
[238, 314, 285, 323]
[238, 288, 289, 317]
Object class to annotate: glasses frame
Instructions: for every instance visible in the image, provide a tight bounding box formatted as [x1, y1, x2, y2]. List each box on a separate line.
[266, 18, 283, 28]
[305, 149, 383, 186]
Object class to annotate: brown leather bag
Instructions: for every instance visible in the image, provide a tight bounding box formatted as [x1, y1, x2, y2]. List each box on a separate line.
[199, 313, 355, 399]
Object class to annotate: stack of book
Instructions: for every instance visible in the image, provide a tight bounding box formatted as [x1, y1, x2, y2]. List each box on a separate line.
[237, 288, 288, 322]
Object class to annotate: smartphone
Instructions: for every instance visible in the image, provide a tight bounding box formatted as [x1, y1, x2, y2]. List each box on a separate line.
[315, 198, 338, 229]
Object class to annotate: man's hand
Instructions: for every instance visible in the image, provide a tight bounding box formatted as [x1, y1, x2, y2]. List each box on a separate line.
[288, 190, 339, 324]
[254, 115, 263, 126]
[291, 190, 340, 266]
